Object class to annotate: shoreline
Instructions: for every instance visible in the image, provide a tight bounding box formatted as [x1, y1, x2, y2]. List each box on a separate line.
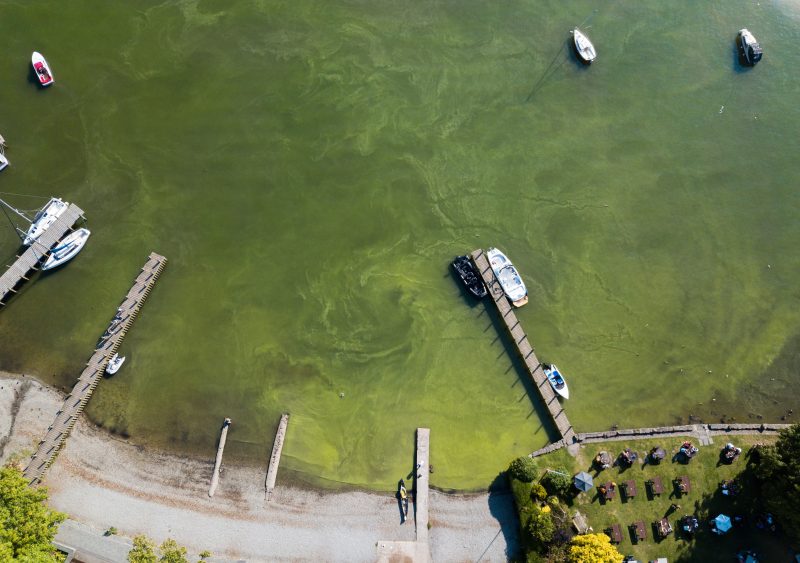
[0, 372, 518, 561]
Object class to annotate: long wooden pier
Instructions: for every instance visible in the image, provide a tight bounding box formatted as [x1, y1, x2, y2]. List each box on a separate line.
[0, 203, 85, 306]
[471, 249, 575, 445]
[23, 252, 167, 484]
[265, 413, 290, 501]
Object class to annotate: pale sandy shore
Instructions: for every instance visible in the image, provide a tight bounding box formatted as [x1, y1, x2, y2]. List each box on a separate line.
[0, 373, 519, 562]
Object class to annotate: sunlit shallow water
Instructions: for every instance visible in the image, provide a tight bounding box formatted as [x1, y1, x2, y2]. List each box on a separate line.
[0, 0, 798, 490]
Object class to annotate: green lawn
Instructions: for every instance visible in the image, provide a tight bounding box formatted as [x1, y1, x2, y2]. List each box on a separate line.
[514, 434, 798, 562]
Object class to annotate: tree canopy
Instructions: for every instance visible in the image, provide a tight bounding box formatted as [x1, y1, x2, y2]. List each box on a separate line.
[755, 423, 800, 540]
[128, 535, 190, 563]
[0, 465, 66, 562]
[509, 456, 539, 482]
[568, 533, 623, 563]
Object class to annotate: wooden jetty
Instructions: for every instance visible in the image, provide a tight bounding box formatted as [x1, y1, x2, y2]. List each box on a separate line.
[265, 413, 290, 501]
[209, 418, 232, 497]
[23, 253, 168, 484]
[414, 428, 430, 543]
[470, 249, 576, 445]
[0, 203, 85, 306]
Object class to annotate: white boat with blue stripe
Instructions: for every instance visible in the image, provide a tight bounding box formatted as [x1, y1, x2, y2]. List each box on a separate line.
[42, 228, 90, 270]
[543, 363, 569, 399]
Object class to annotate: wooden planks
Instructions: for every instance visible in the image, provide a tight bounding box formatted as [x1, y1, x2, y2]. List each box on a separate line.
[414, 428, 430, 543]
[209, 418, 232, 497]
[265, 413, 290, 500]
[23, 253, 167, 484]
[470, 248, 575, 445]
[0, 203, 85, 305]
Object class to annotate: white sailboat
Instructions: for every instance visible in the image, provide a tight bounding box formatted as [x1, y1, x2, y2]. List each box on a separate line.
[0, 196, 72, 248]
[23, 197, 69, 246]
[572, 28, 597, 64]
[41, 228, 90, 270]
[0, 153, 8, 171]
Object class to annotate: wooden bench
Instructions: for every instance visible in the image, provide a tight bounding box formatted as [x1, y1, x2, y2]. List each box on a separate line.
[605, 523, 623, 544]
[631, 520, 647, 542]
[676, 475, 691, 495]
[655, 517, 673, 538]
[622, 480, 637, 499]
[600, 481, 617, 501]
[646, 476, 664, 496]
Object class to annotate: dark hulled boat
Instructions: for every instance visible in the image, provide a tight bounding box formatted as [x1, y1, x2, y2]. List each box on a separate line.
[452, 255, 487, 299]
[738, 28, 763, 66]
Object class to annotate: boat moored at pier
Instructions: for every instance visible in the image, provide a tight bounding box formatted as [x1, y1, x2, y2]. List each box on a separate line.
[486, 247, 528, 307]
[41, 228, 90, 270]
[105, 353, 126, 375]
[542, 363, 570, 399]
[452, 255, 487, 299]
[24, 197, 69, 246]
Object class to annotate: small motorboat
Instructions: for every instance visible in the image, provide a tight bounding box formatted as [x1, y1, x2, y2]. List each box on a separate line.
[572, 28, 597, 64]
[542, 363, 570, 399]
[0, 153, 8, 172]
[32, 52, 55, 86]
[23, 197, 69, 246]
[452, 255, 487, 299]
[486, 247, 528, 307]
[738, 28, 763, 66]
[41, 228, 90, 270]
[105, 353, 126, 375]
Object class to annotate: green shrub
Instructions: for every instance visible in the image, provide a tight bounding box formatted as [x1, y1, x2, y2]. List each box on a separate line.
[527, 506, 555, 547]
[509, 456, 539, 482]
[541, 469, 572, 499]
[199, 551, 212, 560]
[530, 483, 547, 501]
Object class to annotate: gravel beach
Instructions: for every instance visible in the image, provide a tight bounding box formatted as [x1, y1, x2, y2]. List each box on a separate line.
[0, 373, 519, 561]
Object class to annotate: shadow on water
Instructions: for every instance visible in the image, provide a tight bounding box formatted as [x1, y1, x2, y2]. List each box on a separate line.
[525, 40, 570, 102]
[480, 296, 561, 443]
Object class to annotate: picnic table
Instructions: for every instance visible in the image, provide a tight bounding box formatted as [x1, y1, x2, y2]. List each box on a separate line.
[622, 480, 637, 499]
[656, 517, 673, 538]
[647, 476, 664, 496]
[631, 520, 647, 541]
[600, 481, 617, 501]
[677, 475, 691, 495]
[605, 523, 623, 544]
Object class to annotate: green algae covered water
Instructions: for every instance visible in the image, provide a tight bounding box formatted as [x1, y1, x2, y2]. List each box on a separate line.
[0, 1, 798, 490]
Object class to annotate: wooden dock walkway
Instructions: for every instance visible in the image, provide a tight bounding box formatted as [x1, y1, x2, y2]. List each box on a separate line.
[265, 413, 289, 501]
[470, 249, 576, 444]
[0, 203, 85, 306]
[23, 252, 168, 484]
[209, 418, 232, 497]
[414, 428, 430, 544]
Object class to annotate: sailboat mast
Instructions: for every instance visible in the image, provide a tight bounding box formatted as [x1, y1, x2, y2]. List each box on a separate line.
[0, 197, 33, 224]
[0, 199, 28, 243]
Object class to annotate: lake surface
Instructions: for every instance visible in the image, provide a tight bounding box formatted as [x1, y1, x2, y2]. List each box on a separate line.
[0, 1, 798, 490]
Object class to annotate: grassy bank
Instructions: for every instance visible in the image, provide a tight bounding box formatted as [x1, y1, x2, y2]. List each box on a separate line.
[512, 434, 797, 562]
